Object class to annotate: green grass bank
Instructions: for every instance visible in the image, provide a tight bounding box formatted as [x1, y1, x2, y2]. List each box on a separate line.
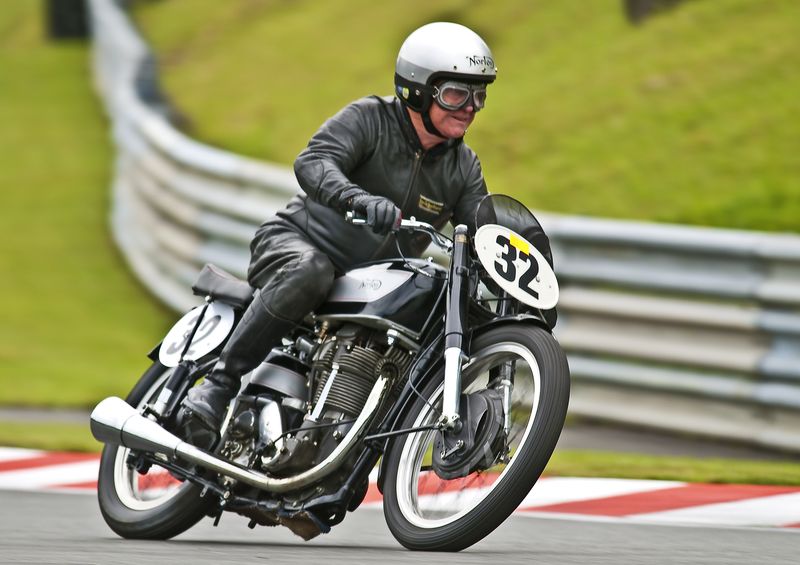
[0, 1, 797, 484]
[134, 0, 799, 232]
[0, 2, 173, 408]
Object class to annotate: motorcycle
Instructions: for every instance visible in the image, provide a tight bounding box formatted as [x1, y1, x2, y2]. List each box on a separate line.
[90, 194, 570, 551]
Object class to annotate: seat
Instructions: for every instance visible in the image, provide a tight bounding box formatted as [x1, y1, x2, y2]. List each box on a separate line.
[191, 264, 255, 309]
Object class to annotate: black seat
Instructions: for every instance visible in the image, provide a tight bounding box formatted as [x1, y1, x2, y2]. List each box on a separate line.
[191, 264, 255, 309]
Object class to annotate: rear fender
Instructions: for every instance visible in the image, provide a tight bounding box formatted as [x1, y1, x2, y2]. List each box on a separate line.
[142, 302, 239, 368]
[147, 341, 162, 362]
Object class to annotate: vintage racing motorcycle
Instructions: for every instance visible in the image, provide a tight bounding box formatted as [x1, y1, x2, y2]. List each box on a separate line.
[90, 194, 570, 551]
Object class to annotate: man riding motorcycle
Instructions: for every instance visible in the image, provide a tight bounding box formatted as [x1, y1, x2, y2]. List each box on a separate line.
[182, 22, 500, 433]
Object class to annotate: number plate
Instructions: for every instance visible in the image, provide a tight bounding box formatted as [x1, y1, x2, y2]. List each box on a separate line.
[474, 224, 559, 309]
[158, 302, 235, 367]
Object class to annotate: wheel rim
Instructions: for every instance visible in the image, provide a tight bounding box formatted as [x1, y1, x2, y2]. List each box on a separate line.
[111, 367, 187, 511]
[394, 342, 541, 529]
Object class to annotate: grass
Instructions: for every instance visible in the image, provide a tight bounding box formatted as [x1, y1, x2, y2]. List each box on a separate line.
[132, 0, 800, 232]
[0, 421, 101, 453]
[0, 2, 174, 408]
[547, 449, 800, 486]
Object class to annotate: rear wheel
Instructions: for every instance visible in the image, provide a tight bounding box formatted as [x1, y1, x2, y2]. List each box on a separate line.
[382, 325, 569, 551]
[97, 361, 214, 539]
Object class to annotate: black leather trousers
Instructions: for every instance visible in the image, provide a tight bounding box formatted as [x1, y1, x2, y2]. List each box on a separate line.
[213, 220, 336, 380]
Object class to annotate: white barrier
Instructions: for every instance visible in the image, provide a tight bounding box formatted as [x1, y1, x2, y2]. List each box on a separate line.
[87, 0, 800, 452]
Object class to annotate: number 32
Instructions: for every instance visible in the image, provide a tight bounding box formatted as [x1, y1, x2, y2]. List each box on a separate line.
[494, 235, 540, 299]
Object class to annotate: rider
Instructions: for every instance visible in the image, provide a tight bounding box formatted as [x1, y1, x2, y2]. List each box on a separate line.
[183, 22, 499, 432]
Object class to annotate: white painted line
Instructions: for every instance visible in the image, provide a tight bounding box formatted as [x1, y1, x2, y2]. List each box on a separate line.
[0, 460, 99, 490]
[0, 447, 44, 462]
[515, 510, 800, 533]
[634, 492, 800, 527]
[520, 476, 685, 508]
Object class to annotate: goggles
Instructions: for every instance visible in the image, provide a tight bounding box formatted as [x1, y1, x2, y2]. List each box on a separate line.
[433, 81, 488, 111]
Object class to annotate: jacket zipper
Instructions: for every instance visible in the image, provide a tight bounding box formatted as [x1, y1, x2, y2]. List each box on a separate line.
[370, 149, 424, 261]
[401, 149, 424, 211]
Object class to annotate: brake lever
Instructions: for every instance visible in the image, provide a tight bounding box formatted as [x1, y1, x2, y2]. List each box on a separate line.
[344, 212, 453, 252]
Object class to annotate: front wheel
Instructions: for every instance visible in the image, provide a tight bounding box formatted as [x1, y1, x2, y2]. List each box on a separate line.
[382, 324, 570, 551]
[96, 361, 214, 539]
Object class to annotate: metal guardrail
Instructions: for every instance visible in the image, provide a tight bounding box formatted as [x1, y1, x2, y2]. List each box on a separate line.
[88, 0, 800, 452]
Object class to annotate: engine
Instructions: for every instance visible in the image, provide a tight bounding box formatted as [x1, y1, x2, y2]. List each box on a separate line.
[218, 323, 414, 477]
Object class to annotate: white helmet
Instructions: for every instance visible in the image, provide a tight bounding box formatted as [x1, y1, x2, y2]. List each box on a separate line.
[395, 22, 497, 114]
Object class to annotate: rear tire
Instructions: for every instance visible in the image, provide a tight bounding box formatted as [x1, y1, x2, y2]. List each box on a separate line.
[97, 361, 214, 539]
[382, 325, 569, 551]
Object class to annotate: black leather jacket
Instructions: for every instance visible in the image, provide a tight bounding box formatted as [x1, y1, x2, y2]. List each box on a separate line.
[268, 95, 488, 272]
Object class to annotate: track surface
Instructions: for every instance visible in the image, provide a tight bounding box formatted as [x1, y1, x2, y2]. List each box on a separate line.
[1, 490, 798, 565]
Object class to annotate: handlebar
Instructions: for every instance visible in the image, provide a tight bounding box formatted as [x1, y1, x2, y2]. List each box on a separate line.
[345, 211, 453, 252]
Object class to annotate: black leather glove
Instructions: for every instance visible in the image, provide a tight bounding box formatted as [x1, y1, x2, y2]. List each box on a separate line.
[348, 192, 401, 235]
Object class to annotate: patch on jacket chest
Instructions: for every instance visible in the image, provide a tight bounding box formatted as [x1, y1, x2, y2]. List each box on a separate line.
[418, 195, 445, 214]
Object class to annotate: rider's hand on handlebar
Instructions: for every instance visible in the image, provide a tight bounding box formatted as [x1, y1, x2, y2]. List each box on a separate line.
[349, 193, 401, 235]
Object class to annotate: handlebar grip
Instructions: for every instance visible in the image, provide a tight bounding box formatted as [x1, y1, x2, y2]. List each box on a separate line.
[344, 212, 451, 250]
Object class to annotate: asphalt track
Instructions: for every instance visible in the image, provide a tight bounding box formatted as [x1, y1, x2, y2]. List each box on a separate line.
[1, 489, 797, 565]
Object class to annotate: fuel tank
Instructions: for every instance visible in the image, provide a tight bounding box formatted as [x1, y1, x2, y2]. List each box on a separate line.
[316, 259, 447, 337]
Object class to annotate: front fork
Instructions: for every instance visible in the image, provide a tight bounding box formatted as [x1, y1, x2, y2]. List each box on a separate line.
[440, 225, 470, 430]
[494, 291, 517, 437]
[440, 225, 516, 434]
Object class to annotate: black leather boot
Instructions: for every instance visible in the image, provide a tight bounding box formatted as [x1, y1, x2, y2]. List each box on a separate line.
[182, 368, 241, 432]
[182, 290, 296, 432]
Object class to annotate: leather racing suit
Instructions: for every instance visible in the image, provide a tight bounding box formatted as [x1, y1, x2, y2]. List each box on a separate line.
[247, 93, 488, 350]
[184, 95, 490, 430]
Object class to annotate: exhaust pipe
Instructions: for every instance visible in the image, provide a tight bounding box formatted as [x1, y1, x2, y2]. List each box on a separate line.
[90, 377, 389, 494]
[90, 397, 183, 455]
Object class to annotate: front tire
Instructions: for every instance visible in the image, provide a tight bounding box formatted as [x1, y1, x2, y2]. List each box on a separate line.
[382, 324, 570, 551]
[97, 361, 213, 539]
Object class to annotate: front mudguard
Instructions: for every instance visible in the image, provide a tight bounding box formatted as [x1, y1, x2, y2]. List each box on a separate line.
[375, 314, 552, 493]
[469, 312, 553, 337]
